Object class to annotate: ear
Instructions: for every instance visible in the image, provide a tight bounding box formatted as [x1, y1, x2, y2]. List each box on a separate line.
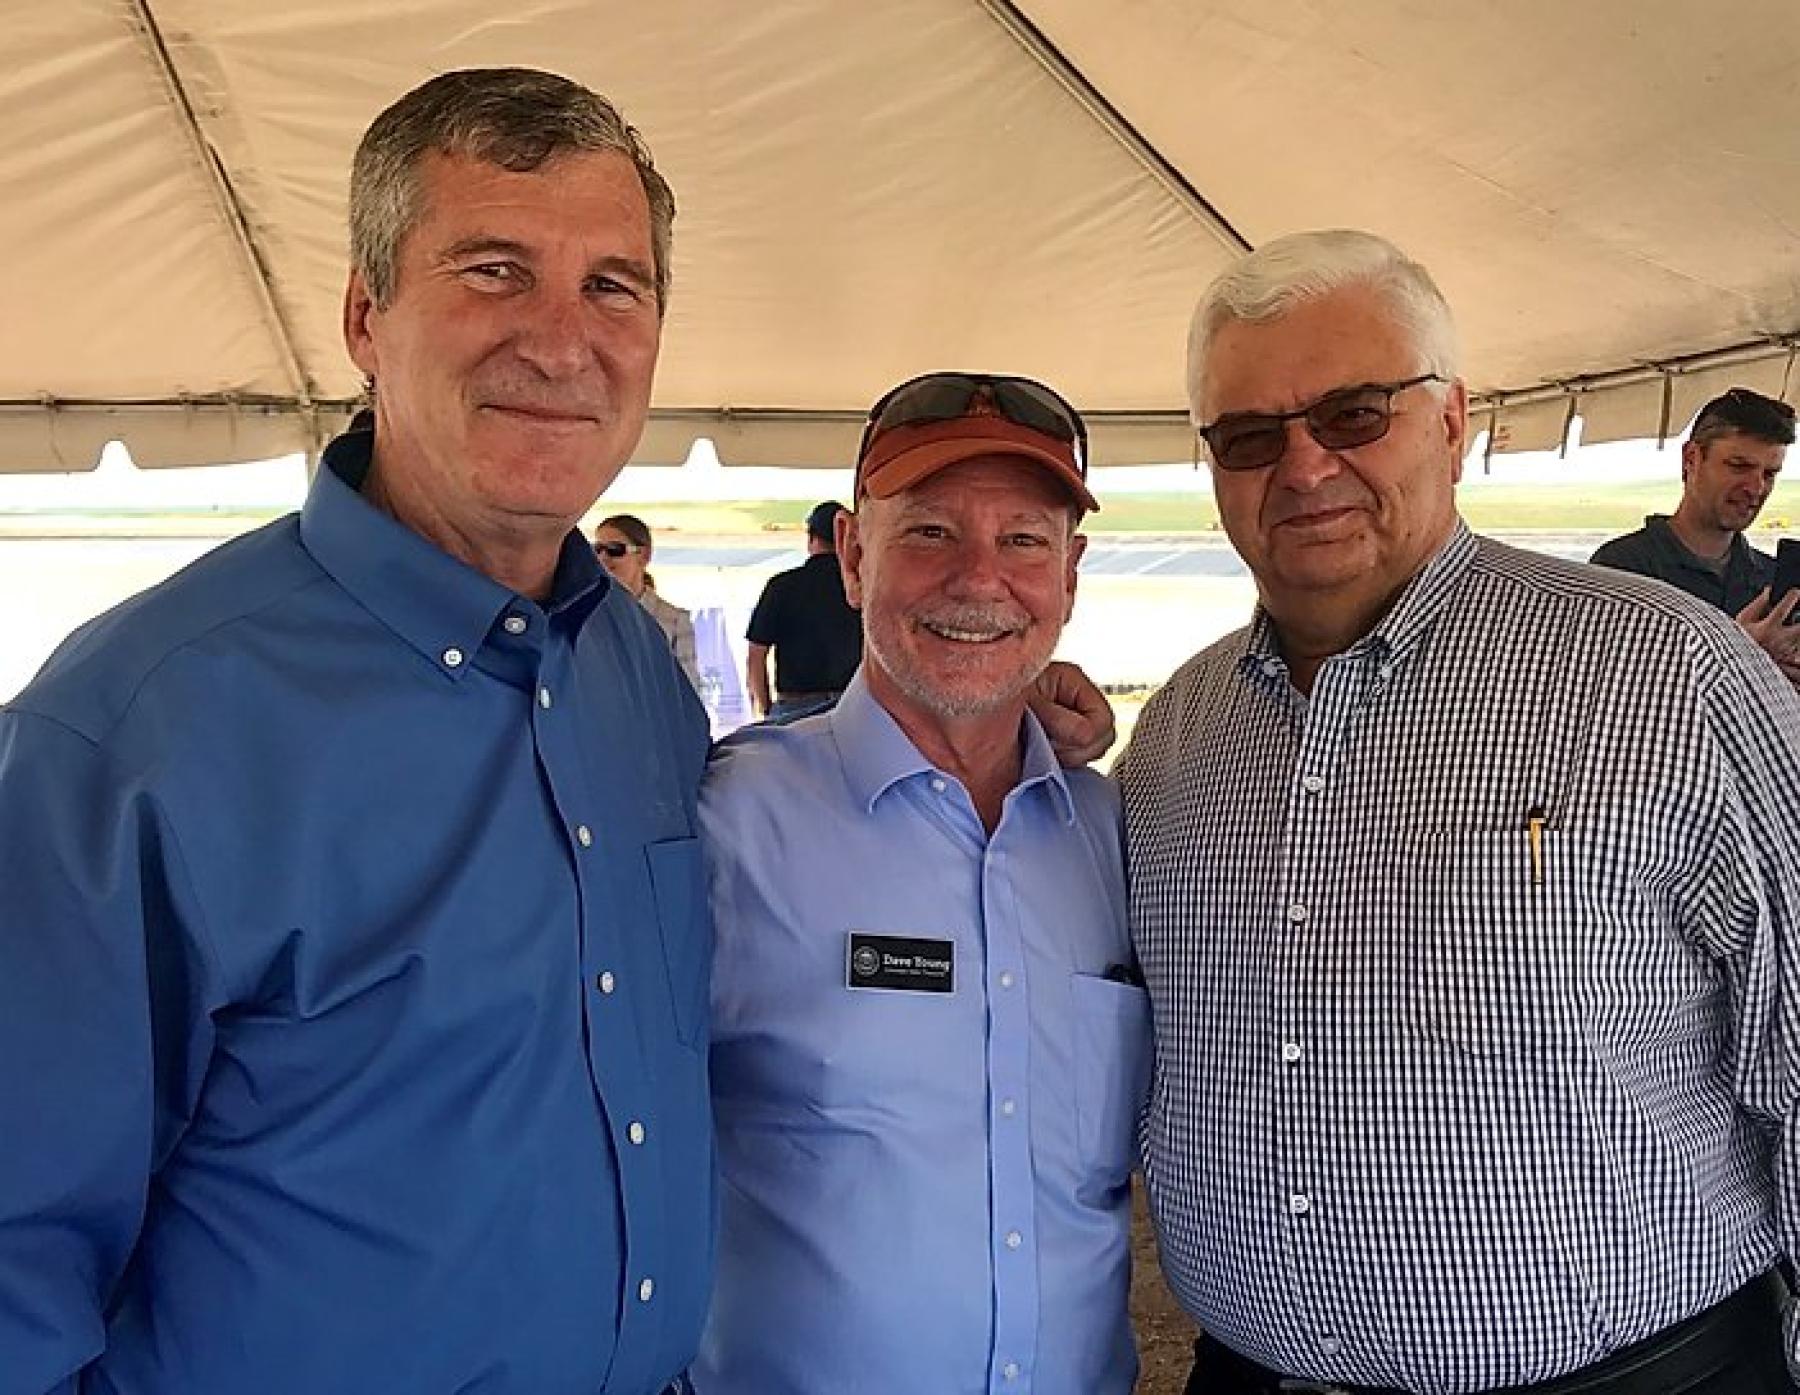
[1442, 378, 1470, 486]
[343, 269, 380, 379]
[836, 507, 866, 610]
[1680, 439, 1700, 484]
[1064, 530, 1087, 622]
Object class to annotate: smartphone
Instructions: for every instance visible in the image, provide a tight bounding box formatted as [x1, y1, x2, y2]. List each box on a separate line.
[1775, 538, 1800, 620]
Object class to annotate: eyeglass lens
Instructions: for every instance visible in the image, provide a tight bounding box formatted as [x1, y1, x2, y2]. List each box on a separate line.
[1205, 383, 1413, 471]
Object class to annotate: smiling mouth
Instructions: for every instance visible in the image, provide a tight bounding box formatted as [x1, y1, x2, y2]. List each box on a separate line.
[1276, 506, 1359, 530]
[482, 404, 597, 425]
[921, 620, 1012, 644]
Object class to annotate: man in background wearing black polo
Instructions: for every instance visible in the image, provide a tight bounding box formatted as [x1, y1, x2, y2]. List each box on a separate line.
[1592, 387, 1798, 687]
[745, 500, 863, 722]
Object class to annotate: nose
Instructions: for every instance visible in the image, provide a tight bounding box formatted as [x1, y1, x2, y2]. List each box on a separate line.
[1268, 418, 1345, 492]
[513, 285, 594, 379]
[943, 535, 1011, 598]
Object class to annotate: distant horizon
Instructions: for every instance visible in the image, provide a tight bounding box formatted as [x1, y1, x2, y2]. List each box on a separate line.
[0, 426, 1696, 518]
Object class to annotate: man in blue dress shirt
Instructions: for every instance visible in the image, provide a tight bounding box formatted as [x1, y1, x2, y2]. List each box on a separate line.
[0, 70, 711, 1394]
[694, 373, 1148, 1394]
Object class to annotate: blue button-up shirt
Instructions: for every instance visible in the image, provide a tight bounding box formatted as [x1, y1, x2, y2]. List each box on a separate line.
[693, 674, 1144, 1395]
[0, 434, 714, 1394]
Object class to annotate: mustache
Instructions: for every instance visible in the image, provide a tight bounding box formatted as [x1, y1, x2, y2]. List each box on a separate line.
[918, 603, 1031, 636]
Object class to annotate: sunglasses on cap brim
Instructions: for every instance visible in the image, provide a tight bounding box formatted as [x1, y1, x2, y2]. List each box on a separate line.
[857, 372, 1089, 474]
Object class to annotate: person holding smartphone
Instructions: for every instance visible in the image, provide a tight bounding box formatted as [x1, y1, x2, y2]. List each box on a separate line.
[1592, 387, 1799, 686]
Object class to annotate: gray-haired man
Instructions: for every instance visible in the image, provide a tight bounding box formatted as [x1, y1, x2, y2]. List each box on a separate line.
[1119, 229, 1800, 1395]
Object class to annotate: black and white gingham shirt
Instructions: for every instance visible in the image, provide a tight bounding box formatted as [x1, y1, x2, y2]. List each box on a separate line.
[1116, 522, 1800, 1394]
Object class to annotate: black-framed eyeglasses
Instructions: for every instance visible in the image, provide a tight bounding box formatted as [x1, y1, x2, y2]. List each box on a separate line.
[1197, 373, 1445, 472]
[857, 371, 1089, 474]
[594, 540, 642, 560]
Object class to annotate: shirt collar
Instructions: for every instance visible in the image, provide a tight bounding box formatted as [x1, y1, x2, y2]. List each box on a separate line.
[1644, 514, 1749, 576]
[299, 432, 611, 677]
[828, 670, 1077, 825]
[1239, 519, 1479, 681]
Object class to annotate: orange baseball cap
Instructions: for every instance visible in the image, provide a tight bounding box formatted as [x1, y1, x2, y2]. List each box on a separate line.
[854, 374, 1099, 513]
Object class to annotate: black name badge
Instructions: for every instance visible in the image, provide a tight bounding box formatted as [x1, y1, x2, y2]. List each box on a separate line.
[845, 933, 955, 994]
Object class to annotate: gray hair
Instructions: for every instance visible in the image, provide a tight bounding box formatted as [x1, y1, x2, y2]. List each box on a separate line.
[1186, 229, 1459, 421]
[350, 68, 675, 313]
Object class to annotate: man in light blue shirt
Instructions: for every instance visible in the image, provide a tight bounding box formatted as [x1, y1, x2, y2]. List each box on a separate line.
[0, 70, 710, 1394]
[694, 373, 1148, 1394]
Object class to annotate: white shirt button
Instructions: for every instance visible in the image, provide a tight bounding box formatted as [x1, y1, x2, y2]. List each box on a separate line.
[503, 615, 527, 635]
[637, 1277, 654, 1302]
[441, 646, 465, 668]
[538, 686, 553, 709]
[929, 776, 947, 793]
[1289, 1193, 1311, 1216]
[1301, 774, 1325, 794]
[1320, 1336, 1343, 1357]
[576, 824, 593, 848]
[628, 1121, 646, 1146]
[1002, 1362, 1021, 1381]
[1287, 902, 1309, 924]
[1004, 1230, 1022, 1249]
[1000, 1098, 1017, 1117]
[998, 972, 1015, 990]
[1281, 1041, 1303, 1064]
[596, 971, 616, 995]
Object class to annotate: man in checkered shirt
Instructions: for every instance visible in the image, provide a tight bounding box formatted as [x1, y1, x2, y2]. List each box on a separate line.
[1116, 229, 1800, 1395]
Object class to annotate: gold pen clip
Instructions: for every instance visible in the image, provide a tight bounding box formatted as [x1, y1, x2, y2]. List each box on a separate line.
[1526, 805, 1547, 885]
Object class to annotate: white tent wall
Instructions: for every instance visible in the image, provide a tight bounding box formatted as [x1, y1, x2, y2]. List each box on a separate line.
[5, 0, 1800, 472]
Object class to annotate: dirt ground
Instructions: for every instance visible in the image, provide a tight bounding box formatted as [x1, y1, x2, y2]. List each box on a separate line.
[1131, 1183, 1197, 1394]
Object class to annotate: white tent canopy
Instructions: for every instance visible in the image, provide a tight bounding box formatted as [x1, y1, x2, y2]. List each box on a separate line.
[7, 0, 1800, 473]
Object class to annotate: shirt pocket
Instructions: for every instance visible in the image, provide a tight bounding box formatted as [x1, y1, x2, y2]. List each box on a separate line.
[646, 837, 710, 1051]
[1396, 828, 1591, 1057]
[1070, 972, 1152, 1188]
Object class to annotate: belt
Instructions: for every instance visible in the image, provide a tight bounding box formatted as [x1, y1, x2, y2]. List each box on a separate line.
[1192, 1273, 1786, 1395]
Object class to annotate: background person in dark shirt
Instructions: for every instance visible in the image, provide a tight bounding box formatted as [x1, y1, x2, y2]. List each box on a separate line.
[746, 499, 863, 721]
[1591, 386, 1798, 687]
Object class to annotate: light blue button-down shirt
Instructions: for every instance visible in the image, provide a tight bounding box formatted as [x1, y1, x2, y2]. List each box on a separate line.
[693, 673, 1145, 1395]
[0, 433, 714, 1394]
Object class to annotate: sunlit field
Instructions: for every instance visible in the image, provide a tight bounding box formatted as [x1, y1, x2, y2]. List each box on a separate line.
[2, 478, 1790, 712]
